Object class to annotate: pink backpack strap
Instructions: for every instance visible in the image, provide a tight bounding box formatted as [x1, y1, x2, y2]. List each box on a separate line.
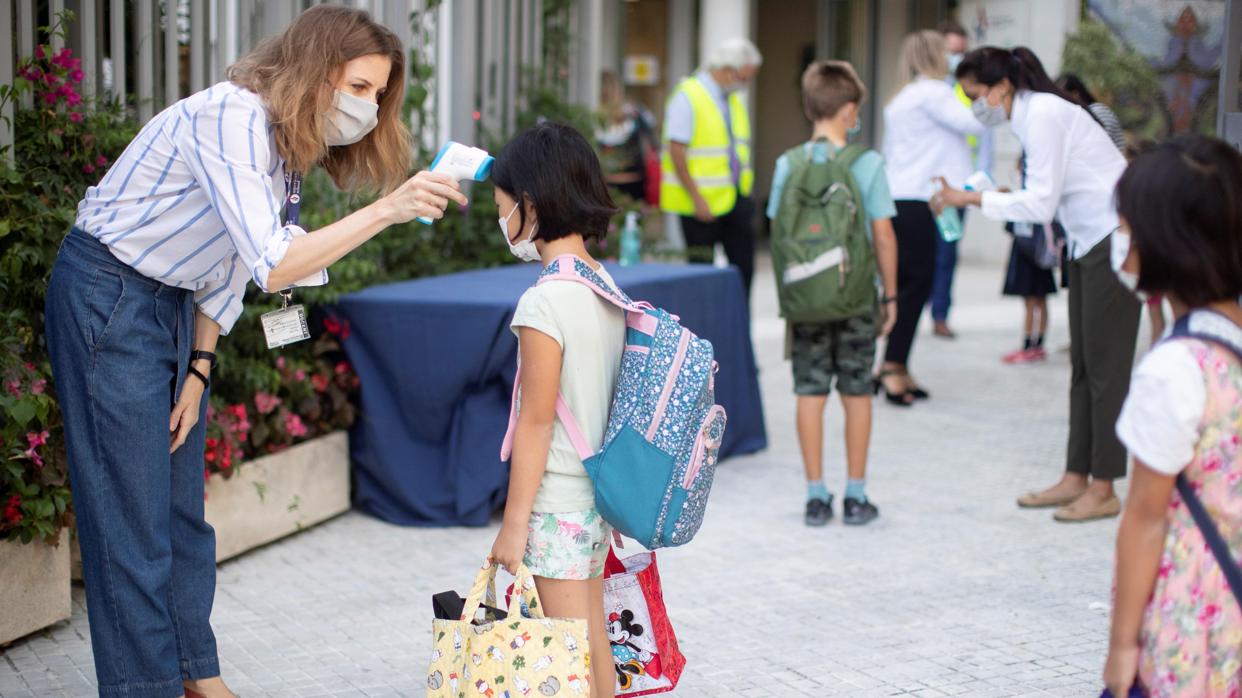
[499, 366, 522, 461]
[538, 254, 654, 315]
[554, 396, 595, 461]
[502, 256, 636, 463]
[500, 365, 595, 462]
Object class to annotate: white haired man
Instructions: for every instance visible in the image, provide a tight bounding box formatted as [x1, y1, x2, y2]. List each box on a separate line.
[661, 37, 762, 297]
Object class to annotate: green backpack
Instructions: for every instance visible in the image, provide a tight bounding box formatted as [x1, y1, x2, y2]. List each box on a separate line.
[771, 140, 877, 323]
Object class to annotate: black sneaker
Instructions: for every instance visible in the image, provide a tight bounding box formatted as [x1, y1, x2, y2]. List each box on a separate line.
[843, 497, 879, 526]
[804, 496, 833, 527]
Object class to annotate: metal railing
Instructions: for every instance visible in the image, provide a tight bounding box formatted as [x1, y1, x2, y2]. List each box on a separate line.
[1, 0, 427, 157]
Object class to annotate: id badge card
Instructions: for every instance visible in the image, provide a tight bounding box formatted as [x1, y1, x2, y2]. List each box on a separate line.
[261, 303, 310, 349]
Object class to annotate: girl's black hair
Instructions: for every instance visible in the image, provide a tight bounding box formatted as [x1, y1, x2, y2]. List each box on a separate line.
[1056, 73, 1098, 107]
[1115, 134, 1242, 308]
[955, 46, 1076, 103]
[491, 122, 618, 243]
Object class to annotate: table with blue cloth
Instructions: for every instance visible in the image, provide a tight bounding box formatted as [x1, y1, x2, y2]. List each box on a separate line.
[336, 261, 767, 527]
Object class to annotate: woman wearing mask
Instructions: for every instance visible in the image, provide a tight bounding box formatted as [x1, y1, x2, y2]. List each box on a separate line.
[935, 46, 1136, 523]
[879, 30, 987, 405]
[44, 7, 465, 697]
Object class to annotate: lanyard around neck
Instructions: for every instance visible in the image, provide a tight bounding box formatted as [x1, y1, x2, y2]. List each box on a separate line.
[283, 170, 302, 227]
[278, 170, 303, 307]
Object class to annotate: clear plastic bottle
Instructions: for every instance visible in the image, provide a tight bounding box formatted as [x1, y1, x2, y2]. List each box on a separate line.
[620, 211, 642, 266]
[935, 206, 964, 242]
[934, 171, 994, 243]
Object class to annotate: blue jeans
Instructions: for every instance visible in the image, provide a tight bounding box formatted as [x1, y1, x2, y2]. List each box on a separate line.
[45, 228, 219, 697]
[929, 209, 964, 323]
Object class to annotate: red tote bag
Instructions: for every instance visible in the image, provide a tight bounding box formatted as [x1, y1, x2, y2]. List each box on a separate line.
[604, 547, 685, 696]
[643, 147, 662, 207]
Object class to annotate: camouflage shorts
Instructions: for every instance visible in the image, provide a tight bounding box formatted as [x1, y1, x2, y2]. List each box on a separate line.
[790, 313, 878, 396]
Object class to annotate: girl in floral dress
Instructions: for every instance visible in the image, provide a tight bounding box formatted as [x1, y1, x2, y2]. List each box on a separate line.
[1104, 135, 1242, 697]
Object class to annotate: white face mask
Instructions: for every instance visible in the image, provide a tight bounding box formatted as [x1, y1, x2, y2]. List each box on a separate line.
[500, 202, 540, 262]
[946, 53, 964, 73]
[971, 94, 1008, 128]
[1111, 230, 1146, 300]
[324, 90, 379, 147]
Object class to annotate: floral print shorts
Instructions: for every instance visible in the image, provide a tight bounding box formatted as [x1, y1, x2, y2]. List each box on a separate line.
[523, 508, 612, 580]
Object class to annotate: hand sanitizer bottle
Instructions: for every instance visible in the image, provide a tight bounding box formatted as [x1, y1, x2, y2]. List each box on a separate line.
[619, 211, 642, 266]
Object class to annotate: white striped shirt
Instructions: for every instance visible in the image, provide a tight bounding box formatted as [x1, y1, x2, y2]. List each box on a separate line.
[75, 81, 327, 334]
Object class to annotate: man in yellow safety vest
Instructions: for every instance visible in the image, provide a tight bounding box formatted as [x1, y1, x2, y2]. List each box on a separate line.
[661, 38, 763, 297]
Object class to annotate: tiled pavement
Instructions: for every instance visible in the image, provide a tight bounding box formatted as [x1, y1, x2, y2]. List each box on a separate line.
[2, 254, 1139, 697]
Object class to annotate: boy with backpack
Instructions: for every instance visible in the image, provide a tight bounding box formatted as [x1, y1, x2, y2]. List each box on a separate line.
[767, 60, 898, 527]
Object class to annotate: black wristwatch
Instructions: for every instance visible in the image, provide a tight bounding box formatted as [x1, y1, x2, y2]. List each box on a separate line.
[190, 350, 218, 370]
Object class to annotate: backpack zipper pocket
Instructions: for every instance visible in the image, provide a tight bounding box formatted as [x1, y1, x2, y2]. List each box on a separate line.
[684, 405, 726, 489]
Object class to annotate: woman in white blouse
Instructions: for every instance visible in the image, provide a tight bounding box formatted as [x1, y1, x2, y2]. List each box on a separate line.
[879, 31, 987, 405]
[935, 46, 1137, 524]
[44, 7, 464, 697]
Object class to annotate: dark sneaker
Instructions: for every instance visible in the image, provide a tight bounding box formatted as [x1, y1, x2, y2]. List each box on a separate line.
[843, 497, 879, 526]
[804, 496, 833, 527]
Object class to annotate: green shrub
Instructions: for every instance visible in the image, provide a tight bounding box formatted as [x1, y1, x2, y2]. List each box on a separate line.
[1061, 19, 1169, 140]
[0, 16, 138, 544]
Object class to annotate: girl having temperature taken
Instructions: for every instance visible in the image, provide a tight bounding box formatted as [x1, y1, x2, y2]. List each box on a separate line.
[489, 123, 624, 698]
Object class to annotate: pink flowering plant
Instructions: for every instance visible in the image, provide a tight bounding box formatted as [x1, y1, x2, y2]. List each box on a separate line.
[0, 14, 134, 544]
[204, 325, 358, 480]
[0, 311, 72, 545]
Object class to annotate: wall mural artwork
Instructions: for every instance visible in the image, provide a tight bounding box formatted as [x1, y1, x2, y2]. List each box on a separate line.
[1082, 0, 1224, 138]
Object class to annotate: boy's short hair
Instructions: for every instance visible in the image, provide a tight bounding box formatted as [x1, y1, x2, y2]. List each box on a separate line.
[802, 60, 866, 122]
[492, 122, 618, 243]
[1115, 134, 1242, 307]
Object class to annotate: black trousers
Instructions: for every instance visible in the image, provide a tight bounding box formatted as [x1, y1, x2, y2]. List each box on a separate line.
[681, 195, 755, 297]
[884, 200, 939, 365]
[1066, 235, 1140, 480]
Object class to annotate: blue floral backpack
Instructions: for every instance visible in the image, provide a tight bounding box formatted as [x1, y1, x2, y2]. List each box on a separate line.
[501, 255, 727, 549]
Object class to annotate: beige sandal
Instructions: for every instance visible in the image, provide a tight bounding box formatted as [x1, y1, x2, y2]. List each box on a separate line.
[1053, 495, 1121, 522]
[1016, 489, 1085, 509]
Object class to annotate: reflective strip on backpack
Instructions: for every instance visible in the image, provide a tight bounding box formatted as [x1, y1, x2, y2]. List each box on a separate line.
[782, 246, 845, 286]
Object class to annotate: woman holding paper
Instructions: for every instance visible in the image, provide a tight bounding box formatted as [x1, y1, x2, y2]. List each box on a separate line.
[43, 7, 464, 697]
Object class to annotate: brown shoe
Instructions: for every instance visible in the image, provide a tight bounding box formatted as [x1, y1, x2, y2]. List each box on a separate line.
[933, 322, 956, 339]
[1016, 488, 1085, 509]
[1053, 495, 1122, 523]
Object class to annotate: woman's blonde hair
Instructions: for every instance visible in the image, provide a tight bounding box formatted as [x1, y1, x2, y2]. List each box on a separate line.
[228, 5, 410, 194]
[898, 30, 949, 86]
[599, 70, 624, 125]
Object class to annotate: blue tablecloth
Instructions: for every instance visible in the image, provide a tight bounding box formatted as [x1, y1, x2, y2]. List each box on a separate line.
[336, 262, 766, 527]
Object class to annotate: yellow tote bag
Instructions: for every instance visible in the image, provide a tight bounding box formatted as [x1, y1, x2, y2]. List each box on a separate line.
[427, 561, 592, 697]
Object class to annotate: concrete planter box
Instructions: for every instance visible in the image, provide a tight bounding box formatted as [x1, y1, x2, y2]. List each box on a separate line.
[72, 431, 350, 577]
[0, 530, 71, 645]
[207, 431, 350, 562]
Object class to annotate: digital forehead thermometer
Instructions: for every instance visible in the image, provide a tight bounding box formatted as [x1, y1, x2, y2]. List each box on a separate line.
[416, 141, 494, 225]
